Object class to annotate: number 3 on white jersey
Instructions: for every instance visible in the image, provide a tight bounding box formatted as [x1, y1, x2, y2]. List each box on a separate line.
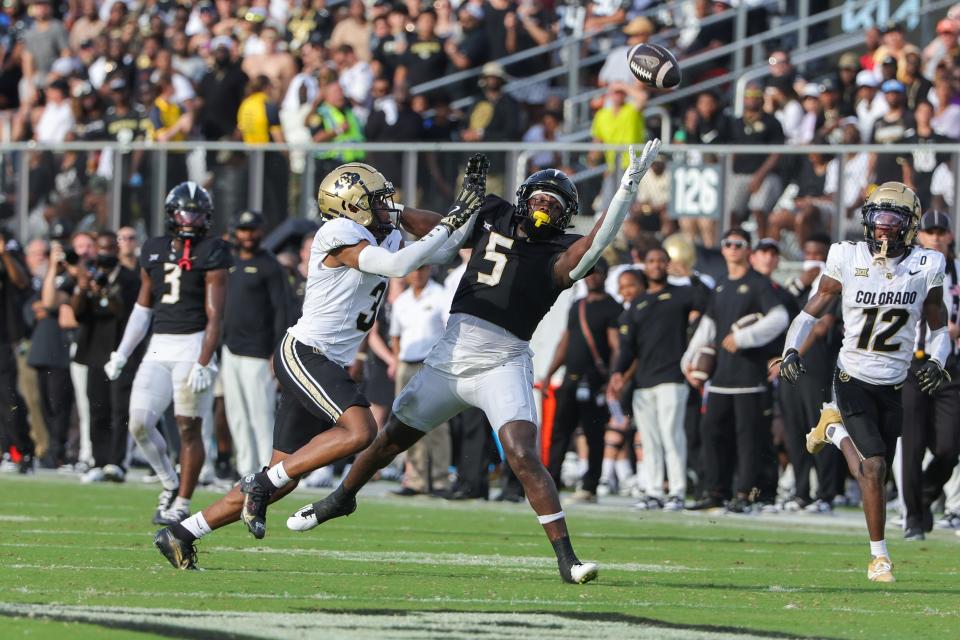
[161, 263, 182, 304]
[477, 233, 514, 286]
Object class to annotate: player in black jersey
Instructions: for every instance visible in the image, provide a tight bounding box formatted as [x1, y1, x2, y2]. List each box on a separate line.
[287, 140, 662, 584]
[105, 182, 232, 525]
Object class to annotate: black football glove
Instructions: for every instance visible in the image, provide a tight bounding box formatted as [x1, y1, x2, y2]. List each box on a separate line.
[916, 359, 951, 395]
[779, 349, 806, 385]
[438, 176, 484, 234]
[463, 153, 489, 193]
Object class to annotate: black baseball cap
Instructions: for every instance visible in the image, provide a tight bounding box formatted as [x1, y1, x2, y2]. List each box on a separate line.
[920, 210, 951, 232]
[722, 226, 752, 245]
[755, 237, 781, 254]
[235, 210, 264, 230]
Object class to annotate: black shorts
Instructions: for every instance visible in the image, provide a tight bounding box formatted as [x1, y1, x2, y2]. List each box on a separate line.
[833, 367, 903, 461]
[272, 333, 370, 454]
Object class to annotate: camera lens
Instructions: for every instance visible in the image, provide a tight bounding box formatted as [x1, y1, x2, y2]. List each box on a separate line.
[64, 248, 80, 265]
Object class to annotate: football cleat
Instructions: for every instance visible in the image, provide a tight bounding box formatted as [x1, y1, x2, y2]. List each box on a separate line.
[239, 473, 273, 539]
[287, 488, 357, 532]
[806, 403, 842, 454]
[560, 561, 599, 584]
[152, 487, 179, 525]
[154, 527, 199, 570]
[903, 527, 925, 541]
[868, 556, 895, 583]
[154, 504, 190, 527]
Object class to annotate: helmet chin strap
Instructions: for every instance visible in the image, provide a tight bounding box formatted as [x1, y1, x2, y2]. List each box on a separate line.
[177, 238, 193, 271]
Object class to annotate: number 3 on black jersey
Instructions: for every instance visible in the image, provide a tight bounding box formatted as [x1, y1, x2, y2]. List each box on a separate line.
[477, 233, 514, 286]
[161, 263, 182, 304]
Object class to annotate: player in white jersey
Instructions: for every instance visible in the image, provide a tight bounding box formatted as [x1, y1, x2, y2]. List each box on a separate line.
[778, 182, 952, 584]
[154, 158, 487, 569]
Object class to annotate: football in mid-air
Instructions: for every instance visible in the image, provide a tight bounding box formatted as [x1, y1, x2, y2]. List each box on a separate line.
[627, 43, 681, 89]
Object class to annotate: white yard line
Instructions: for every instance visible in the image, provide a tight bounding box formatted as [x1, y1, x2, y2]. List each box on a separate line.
[0, 602, 866, 638]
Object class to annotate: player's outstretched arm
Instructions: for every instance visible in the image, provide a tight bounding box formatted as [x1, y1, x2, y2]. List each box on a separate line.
[105, 268, 154, 381]
[555, 140, 661, 288]
[779, 274, 842, 384]
[392, 154, 490, 238]
[917, 287, 952, 394]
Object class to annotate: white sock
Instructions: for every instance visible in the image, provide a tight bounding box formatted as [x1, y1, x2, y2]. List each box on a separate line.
[266, 461, 292, 488]
[181, 512, 212, 539]
[130, 412, 179, 491]
[600, 458, 615, 484]
[172, 496, 191, 512]
[870, 539, 888, 559]
[615, 459, 635, 482]
[826, 423, 849, 449]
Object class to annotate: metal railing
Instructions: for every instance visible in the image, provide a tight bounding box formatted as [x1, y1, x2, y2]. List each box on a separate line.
[5, 141, 959, 252]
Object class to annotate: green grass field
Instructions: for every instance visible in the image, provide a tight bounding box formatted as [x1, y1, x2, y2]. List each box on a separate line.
[1, 475, 957, 639]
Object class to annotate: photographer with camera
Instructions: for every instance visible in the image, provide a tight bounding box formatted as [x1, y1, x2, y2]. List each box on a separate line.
[70, 231, 141, 483]
[0, 228, 34, 473]
[26, 237, 77, 471]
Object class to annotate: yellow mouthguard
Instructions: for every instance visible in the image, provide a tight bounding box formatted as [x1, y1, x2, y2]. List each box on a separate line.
[532, 210, 550, 228]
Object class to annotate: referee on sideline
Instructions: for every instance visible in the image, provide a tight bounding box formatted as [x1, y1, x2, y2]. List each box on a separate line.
[221, 211, 291, 476]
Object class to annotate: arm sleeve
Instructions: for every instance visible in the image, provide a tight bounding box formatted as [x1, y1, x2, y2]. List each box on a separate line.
[928, 326, 952, 367]
[358, 224, 451, 278]
[116, 303, 153, 359]
[733, 305, 790, 349]
[680, 315, 716, 372]
[568, 182, 633, 281]
[424, 213, 479, 265]
[781, 310, 818, 355]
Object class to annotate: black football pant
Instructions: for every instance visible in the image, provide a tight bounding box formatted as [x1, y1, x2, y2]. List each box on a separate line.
[36, 366, 72, 464]
[700, 391, 775, 500]
[547, 378, 608, 494]
[87, 366, 135, 469]
[451, 407, 495, 498]
[685, 384, 704, 497]
[0, 343, 32, 456]
[779, 367, 844, 503]
[901, 363, 960, 531]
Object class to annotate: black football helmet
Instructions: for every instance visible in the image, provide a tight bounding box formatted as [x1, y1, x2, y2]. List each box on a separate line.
[515, 169, 579, 239]
[165, 181, 214, 240]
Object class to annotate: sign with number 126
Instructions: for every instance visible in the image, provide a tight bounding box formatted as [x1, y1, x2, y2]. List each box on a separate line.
[669, 165, 722, 219]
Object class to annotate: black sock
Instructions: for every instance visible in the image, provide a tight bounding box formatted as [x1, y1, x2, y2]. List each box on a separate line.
[551, 536, 580, 567]
[171, 522, 196, 543]
[338, 483, 359, 500]
[216, 451, 230, 465]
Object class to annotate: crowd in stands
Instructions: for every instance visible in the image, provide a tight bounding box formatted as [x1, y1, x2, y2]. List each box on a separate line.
[3, 2, 960, 527]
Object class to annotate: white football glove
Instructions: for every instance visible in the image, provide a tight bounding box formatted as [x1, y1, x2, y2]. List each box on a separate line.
[104, 352, 127, 381]
[187, 361, 217, 394]
[620, 138, 662, 192]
